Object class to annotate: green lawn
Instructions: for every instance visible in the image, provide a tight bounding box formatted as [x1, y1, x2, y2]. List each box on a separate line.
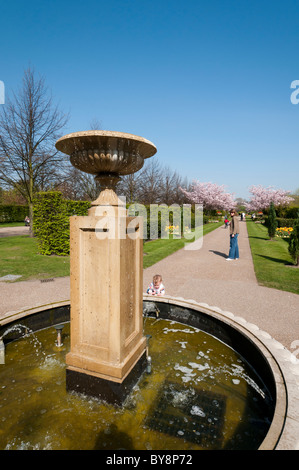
[0, 222, 25, 227]
[0, 222, 222, 282]
[246, 220, 299, 295]
[0, 235, 70, 281]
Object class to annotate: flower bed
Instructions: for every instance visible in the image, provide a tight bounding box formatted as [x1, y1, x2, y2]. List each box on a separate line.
[275, 227, 293, 238]
[164, 225, 192, 235]
[164, 225, 180, 235]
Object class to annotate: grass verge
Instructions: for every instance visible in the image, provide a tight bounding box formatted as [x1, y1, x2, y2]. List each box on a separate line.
[0, 222, 223, 281]
[246, 219, 299, 295]
[0, 223, 25, 228]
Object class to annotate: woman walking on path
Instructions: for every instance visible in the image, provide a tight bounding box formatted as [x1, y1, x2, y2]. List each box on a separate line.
[227, 209, 239, 260]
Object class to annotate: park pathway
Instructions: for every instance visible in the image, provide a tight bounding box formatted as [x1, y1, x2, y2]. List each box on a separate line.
[0, 221, 298, 349]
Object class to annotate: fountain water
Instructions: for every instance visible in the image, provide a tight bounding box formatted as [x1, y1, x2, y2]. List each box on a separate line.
[0, 324, 35, 363]
[54, 324, 64, 347]
[0, 311, 274, 450]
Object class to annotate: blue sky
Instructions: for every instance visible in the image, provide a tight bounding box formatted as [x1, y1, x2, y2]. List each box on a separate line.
[0, 0, 299, 199]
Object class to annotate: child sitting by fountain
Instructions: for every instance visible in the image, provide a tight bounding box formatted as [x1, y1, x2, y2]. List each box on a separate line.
[147, 274, 165, 296]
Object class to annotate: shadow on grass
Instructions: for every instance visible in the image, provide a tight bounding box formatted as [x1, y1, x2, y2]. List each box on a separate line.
[256, 254, 294, 266]
[248, 236, 269, 241]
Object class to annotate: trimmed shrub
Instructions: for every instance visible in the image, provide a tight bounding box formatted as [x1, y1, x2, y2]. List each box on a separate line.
[276, 217, 297, 228]
[288, 212, 299, 266]
[33, 192, 70, 256]
[65, 200, 91, 217]
[33, 192, 91, 256]
[264, 217, 297, 228]
[266, 202, 277, 239]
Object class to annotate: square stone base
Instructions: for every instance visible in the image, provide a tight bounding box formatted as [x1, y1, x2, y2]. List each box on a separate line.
[66, 352, 147, 406]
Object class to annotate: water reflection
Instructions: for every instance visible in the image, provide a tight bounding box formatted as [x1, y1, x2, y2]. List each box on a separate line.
[145, 381, 226, 448]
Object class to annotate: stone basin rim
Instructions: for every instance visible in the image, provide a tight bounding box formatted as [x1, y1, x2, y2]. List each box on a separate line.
[55, 130, 157, 158]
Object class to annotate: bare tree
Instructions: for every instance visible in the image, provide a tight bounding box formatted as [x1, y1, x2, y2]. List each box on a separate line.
[89, 118, 102, 130]
[116, 160, 192, 206]
[137, 159, 164, 205]
[80, 173, 100, 201]
[171, 175, 193, 205]
[116, 173, 142, 204]
[56, 166, 102, 202]
[0, 67, 69, 234]
[159, 166, 190, 205]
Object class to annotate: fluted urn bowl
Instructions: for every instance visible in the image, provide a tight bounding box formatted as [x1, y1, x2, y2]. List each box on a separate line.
[55, 130, 157, 185]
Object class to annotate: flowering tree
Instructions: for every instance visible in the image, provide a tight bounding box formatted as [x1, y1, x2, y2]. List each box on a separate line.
[179, 181, 236, 211]
[245, 185, 294, 212]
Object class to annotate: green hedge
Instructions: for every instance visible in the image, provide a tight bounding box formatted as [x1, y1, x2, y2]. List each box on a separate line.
[65, 200, 91, 216]
[264, 216, 297, 228]
[0, 205, 29, 223]
[274, 206, 299, 218]
[33, 191, 90, 256]
[277, 218, 297, 228]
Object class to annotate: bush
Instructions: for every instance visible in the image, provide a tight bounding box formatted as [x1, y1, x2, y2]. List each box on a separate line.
[33, 192, 90, 256]
[276, 217, 297, 228]
[288, 212, 299, 266]
[267, 202, 277, 239]
[33, 192, 70, 255]
[0, 204, 29, 223]
[274, 205, 299, 218]
[65, 200, 91, 216]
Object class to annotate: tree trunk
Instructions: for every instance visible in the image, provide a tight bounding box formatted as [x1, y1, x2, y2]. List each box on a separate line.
[29, 202, 34, 237]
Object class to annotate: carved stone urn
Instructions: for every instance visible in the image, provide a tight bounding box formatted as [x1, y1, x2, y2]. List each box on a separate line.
[56, 130, 157, 210]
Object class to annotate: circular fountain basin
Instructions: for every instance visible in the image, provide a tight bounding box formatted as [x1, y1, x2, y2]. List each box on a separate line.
[0, 296, 298, 450]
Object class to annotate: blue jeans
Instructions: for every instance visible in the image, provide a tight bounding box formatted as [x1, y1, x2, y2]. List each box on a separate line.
[228, 234, 239, 259]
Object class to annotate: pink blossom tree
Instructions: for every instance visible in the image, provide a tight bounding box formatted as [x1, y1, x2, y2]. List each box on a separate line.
[179, 181, 236, 211]
[245, 185, 294, 212]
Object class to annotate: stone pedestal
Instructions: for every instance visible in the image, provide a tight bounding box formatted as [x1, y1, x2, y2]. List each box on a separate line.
[66, 202, 147, 405]
[55, 130, 157, 405]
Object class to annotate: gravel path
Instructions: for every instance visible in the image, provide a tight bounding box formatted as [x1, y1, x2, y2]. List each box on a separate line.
[0, 225, 30, 237]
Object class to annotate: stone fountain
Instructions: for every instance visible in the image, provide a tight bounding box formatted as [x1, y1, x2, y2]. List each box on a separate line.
[55, 130, 157, 405]
[0, 134, 298, 450]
